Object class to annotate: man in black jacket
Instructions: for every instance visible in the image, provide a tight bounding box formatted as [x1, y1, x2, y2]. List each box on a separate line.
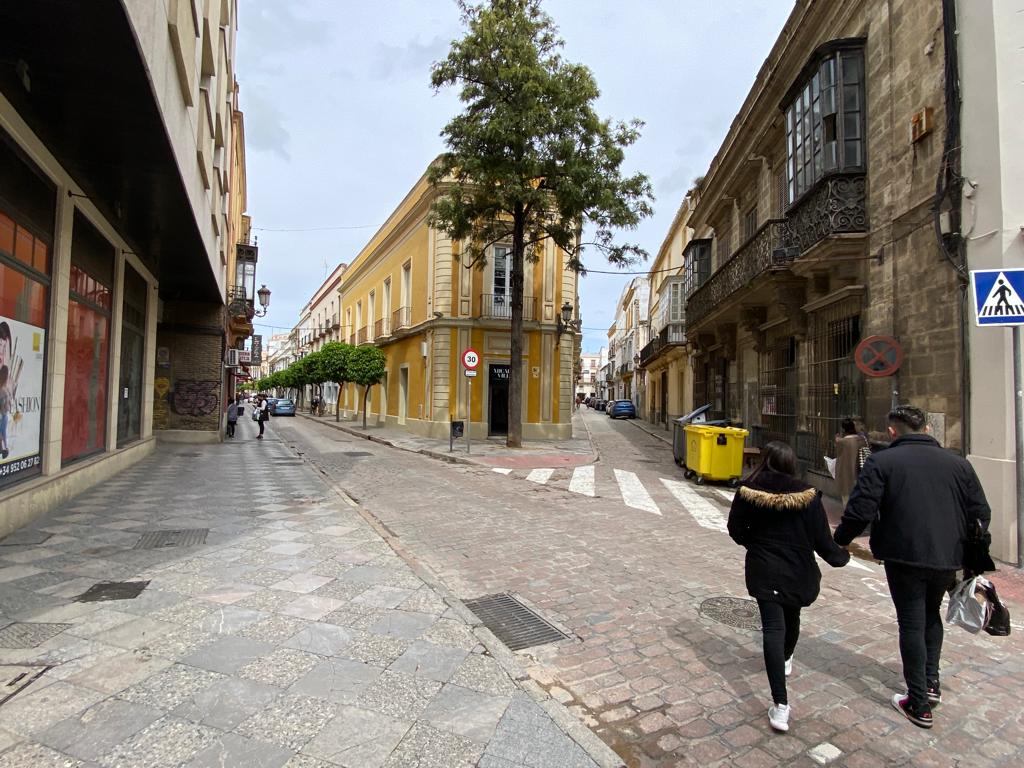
[834, 405, 991, 729]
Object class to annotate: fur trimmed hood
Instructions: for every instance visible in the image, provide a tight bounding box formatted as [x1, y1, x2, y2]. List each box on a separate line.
[737, 469, 818, 511]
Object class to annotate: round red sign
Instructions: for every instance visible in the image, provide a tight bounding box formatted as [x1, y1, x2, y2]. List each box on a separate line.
[462, 348, 480, 370]
[854, 335, 904, 378]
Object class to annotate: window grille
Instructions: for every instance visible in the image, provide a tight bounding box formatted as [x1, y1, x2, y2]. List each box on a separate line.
[806, 297, 864, 472]
[758, 334, 797, 448]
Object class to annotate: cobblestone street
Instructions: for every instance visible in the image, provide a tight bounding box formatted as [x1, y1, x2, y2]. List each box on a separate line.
[274, 410, 1024, 768]
[0, 416, 612, 768]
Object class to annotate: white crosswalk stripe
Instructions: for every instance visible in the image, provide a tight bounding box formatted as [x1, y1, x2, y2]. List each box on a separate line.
[714, 488, 735, 503]
[527, 468, 554, 484]
[491, 468, 514, 475]
[569, 465, 595, 497]
[614, 469, 661, 515]
[660, 478, 728, 532]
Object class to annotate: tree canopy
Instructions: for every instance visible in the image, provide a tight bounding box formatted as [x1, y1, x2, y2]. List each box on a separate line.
[348, 345, 387, 429]
[429, 0, 653, 446]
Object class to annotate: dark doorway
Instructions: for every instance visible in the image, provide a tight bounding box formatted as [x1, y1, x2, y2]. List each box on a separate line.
[488, 364, 510, 436]
[660, 371, 668, 425]
[117, 265, 147, 446]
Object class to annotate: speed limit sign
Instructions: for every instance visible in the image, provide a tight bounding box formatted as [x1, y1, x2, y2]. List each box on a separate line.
[462, 348, 480, 370]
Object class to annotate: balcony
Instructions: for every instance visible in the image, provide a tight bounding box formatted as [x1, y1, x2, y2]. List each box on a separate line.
[392, 306, 412, 331]
[331, 314, 340, 331]
[784, 171, 868, 256]
[357, 326, 368, 344]
[374, 317, 390, 339]
[618, 361, 633, 377]
[686, 218, 793, 330]
[480, 294, 537, 321]
[637, 322, 687, 367]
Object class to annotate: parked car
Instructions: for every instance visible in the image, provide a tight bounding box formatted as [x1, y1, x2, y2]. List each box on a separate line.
[272, 398, 296, 416]
[592, 398, 606, 411]
[608, 400, 637, 419]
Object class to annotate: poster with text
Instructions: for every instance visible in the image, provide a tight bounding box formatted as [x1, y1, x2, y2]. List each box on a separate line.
[0, 316, 46, 487]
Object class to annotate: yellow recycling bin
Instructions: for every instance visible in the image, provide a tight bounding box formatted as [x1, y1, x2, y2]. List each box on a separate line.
[683, 424, 750, 486]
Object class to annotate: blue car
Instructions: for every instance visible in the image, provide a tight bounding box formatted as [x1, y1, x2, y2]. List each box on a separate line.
[608, 400, 636, 419]
[271, 398, 296, 416]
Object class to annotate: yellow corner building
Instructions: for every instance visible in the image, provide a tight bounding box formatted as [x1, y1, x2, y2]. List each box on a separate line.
[336, 164, 580, 441]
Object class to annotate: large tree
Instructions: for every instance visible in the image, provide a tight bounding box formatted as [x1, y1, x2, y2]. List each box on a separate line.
[318, 342, 352, 422]
[429, 0, 653, 447]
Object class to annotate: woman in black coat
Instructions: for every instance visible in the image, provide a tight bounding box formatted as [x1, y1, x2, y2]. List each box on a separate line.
[728, 441, 849, 733]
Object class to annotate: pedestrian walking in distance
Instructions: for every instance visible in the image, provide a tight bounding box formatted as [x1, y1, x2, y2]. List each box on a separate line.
[834, 405, 991, 729]
[728, 440, 849, 733]
[226, 397, 239, 438]
[834, 417, 868, 506]
[256, 396, 269, 440]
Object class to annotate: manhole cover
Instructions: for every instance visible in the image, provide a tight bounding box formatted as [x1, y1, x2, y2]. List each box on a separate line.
[175, 452, 202, 458]
[0, 623, 72, 648]
[0, 664, 50, 706]
[699, 597, 761, 630]
[464, 593, 570, 651]
[75, 580, 151, 603]
[342, 452, 373, 458]
[0, 530, 52, 546]
[134, 529, 209, 550]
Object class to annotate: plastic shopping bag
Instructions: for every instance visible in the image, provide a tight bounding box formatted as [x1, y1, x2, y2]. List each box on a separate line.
[824, 456, 837, 479]
[946, 576, 991, 634]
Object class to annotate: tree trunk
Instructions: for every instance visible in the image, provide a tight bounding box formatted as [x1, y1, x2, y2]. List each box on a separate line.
[507, 206, 526, 448]
[362, 385, 370, 429]
[335, 382, 341, 422]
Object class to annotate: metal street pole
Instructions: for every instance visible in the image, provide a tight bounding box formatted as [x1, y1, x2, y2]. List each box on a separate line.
[1014, 326, 1024, 568]
[467, 376, 472, 455]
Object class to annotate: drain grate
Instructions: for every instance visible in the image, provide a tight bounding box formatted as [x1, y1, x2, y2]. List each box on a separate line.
[75, 580, 150, 603]
[0, 530, 52, 546]
[464, 593, 570, 651]
[699, 597, 761, 630]
[0, 623, 72, 648]
[0, 664, 50, 706]
[134, 529, 209, 550]
[175, 452, 203, 458]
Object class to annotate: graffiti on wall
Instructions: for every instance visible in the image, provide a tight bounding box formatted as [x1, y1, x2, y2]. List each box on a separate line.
[170, 380, 220, 417]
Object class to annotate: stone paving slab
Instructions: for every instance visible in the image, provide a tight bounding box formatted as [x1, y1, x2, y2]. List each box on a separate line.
[0, 417, 613, 767]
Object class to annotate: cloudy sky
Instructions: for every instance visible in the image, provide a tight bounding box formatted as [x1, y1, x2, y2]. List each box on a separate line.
[236, 0, 794, 353]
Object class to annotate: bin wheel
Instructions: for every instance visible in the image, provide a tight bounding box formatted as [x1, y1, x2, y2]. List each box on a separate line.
[729, 478, 740, 488]
[695, 475, 705, 485]
[674, 457, 683, 467]
[683, 469, 694, 480]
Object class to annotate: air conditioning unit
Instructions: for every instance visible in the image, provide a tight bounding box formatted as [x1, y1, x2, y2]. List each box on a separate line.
[225, 349, 240, 367]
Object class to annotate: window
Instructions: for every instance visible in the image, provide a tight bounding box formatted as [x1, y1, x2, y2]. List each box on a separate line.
[683, 239, 712, 298]
[62, 212, 114, 463]
[784, 41, 865, 203]
[743, 205, 758, 242]
[492, 245, 510, 301]
[400, 262, 411, 307]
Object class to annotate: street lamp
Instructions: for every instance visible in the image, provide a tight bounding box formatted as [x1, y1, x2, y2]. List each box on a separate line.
[556, 301, 579, 338]
[255, 284, 271, 317]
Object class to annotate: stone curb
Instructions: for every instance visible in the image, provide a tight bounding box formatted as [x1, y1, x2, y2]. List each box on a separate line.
[624, 416, 673, 446]
[284, 427, 625, 768]
[296, 412, 600, 468]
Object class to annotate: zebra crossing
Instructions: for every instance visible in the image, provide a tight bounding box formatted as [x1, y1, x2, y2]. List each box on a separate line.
[492, 463, 733, 522]
[488, 463, 876, 572]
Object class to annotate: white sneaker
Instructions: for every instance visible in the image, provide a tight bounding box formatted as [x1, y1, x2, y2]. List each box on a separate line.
[768, 703, 790, 732]
[784, 656, 793, 677]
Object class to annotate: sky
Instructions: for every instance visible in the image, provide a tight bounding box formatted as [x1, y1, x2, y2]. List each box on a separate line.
[235, 0, 795, 354]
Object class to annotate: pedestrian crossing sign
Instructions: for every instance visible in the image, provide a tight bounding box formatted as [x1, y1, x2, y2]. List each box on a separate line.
[971, 268, 1024, 326]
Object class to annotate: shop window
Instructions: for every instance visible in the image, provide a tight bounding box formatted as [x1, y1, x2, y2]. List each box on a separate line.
[117, 266, 147, 446]
[62, 212, 113, 463]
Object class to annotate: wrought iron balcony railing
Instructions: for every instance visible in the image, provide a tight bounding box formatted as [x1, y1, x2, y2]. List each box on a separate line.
[392, 306, 412, 331]
[357, 326, 368, 344]
[374, 318, 390, 339]
[618, 361, 633, 376]
[784, 171, 868, 253]
[480, 294, 537, 321]
[686, 218, 792, 330]
[637, 322, 687, 367]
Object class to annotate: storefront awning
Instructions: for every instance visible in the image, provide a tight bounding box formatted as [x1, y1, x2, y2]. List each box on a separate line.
[0, 0, 221, 302]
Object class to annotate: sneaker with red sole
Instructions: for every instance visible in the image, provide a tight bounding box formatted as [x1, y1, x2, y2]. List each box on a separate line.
[926, 680, 941, 705]
[891, 693, 933, 729]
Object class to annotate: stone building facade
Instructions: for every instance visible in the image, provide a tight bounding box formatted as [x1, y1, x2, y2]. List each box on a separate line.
[682, 0, 963, 492]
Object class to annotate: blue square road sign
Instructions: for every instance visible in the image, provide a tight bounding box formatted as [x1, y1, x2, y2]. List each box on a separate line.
[971, 268, 1024, 327]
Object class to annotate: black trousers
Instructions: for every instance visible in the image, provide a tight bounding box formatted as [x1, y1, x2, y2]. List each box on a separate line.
[884, 562, 956, 711]
[258, 418, 265, 437]
[757, 599, 801, 706]
[226, 421, 236, 437]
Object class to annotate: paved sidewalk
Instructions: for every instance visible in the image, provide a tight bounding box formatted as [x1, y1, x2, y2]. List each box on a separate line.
[0, 417, 618, 768]
[297, 410, 598, 471]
